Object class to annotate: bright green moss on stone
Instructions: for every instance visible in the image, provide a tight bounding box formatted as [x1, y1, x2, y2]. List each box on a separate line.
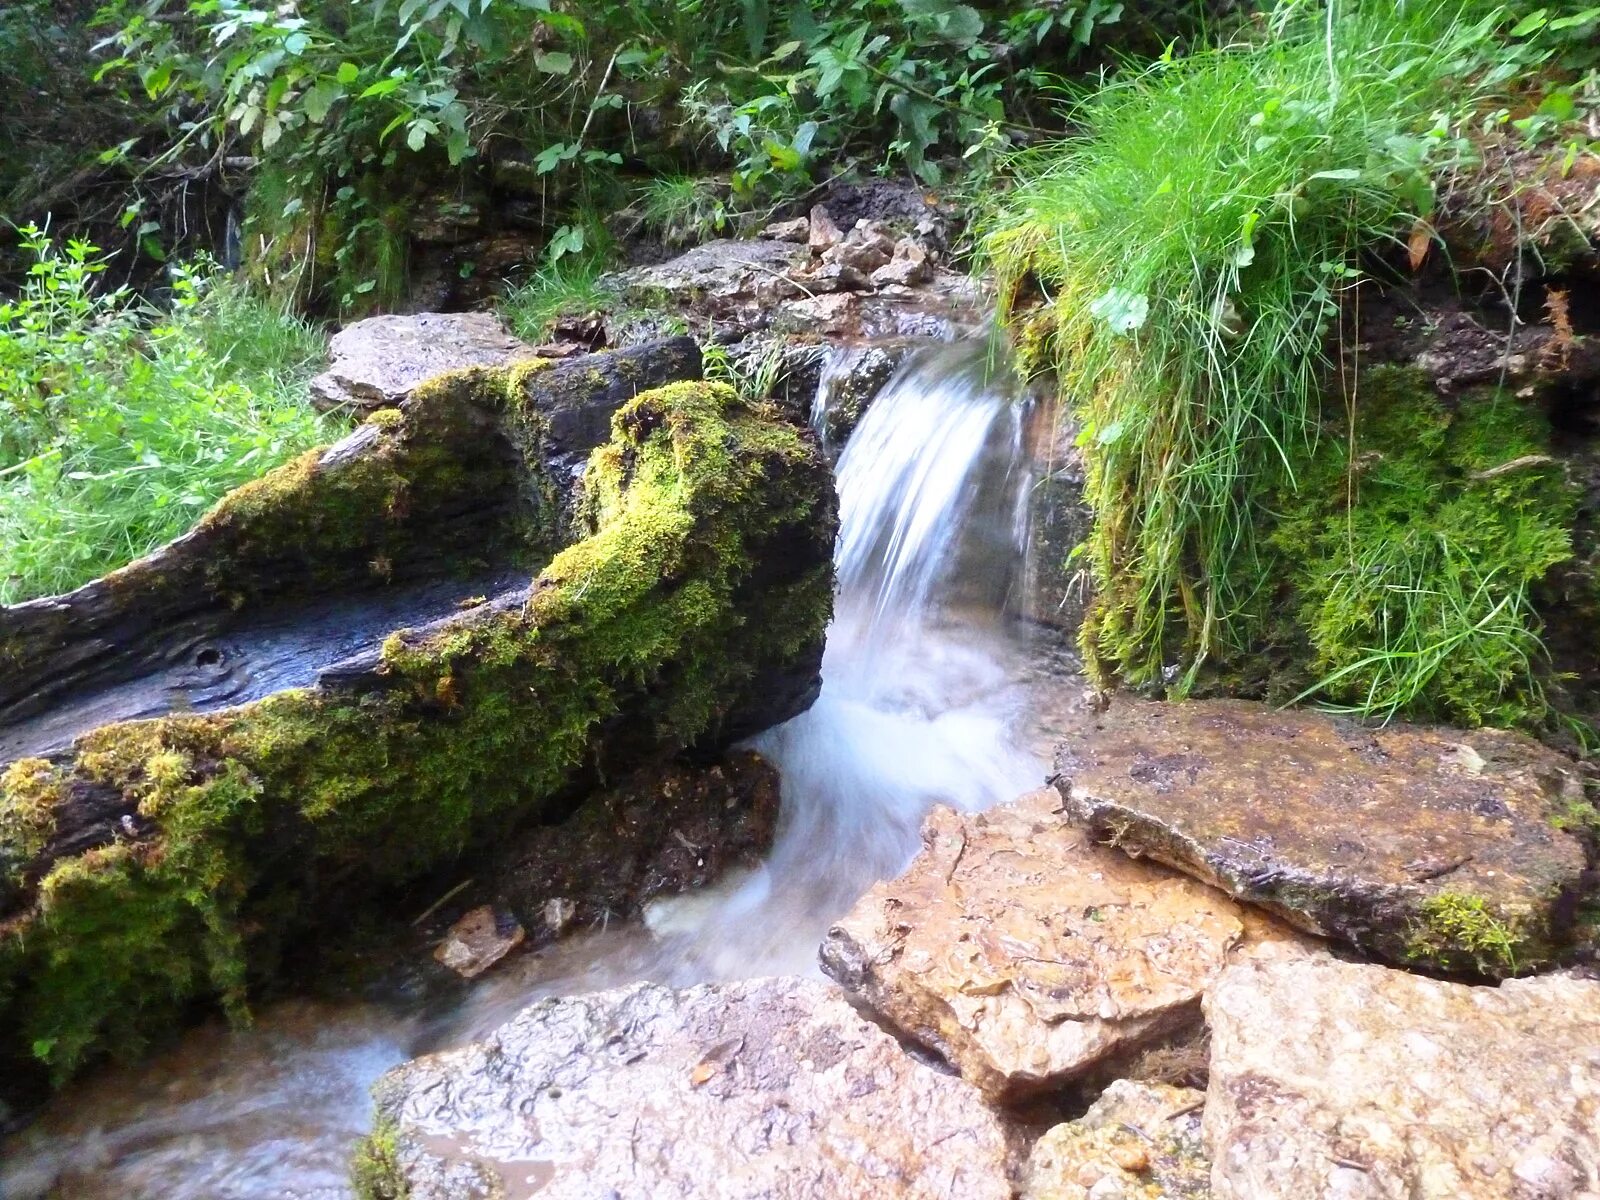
[1270, 366, 1577, 727]
[0, 378, 833, 1088]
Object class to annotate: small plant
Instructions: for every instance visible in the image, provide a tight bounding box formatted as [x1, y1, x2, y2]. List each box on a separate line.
[500, 256, 613, 343]
[0, 226, 337, 603]
[636, 175, 733, 247]
[1408, 892, 1520, 975]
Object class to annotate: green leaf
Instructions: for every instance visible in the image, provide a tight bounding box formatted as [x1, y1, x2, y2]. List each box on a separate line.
[1088, 287, 1149, 335]
[336, 61, 360, 84]
[360, 77, 405, 99]
[407, 122, 428, 152]
[1509, 8, 1548, 36]
[535, 50, 574, 74]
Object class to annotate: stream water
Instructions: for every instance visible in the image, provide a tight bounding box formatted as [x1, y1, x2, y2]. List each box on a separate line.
[0, 339, 1053, 1199]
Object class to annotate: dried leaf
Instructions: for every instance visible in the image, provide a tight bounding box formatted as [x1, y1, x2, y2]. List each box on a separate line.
[1407, 220, 1432, 272]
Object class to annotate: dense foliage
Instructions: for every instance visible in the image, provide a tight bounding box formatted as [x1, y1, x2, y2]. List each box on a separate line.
[0, 227, 336, 602]
[984, 0, 1600, 727]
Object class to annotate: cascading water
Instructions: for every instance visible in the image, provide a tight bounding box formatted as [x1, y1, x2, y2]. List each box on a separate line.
[0, 338, 1047, 1199]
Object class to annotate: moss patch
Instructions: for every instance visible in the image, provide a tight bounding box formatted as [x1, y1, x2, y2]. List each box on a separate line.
[0, 379, 833, 1089]
[1406, 891, 1523, 976]
[351, 1116, 410, 1200]
[1270, 366, 1577, 727]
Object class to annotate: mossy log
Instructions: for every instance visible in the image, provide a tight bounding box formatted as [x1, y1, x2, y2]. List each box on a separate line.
[0, 348, 835, 1102]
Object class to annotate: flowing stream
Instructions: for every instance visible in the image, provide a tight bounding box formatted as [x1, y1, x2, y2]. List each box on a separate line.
[0, 339, 1051, 1199]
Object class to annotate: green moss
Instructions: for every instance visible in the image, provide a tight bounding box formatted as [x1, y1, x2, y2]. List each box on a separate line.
[0, 758, 60, 865]
[1269, 366, 1577, 726]
[350, 1117, 410, 1200]
[0, 377, 832, 1088]
[1406, 891, 1522, 976]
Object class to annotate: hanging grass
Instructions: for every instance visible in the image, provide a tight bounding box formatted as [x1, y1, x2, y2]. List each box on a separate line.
[982, 0, 1504, 701]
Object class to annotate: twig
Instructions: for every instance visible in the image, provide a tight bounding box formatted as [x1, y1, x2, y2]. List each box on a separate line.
[411, 878, 475, 927]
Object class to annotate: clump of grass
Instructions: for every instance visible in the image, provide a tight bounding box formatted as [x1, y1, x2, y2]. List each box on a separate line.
[0, 227, 338, 603]
[500, 256, 613, 344]
[982, 1, 1497, 698]
[636, 175, 732, 247]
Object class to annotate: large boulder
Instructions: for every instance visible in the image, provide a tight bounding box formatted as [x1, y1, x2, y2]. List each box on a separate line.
[1204, 955, 1600, 1200]
[361, 977, 1015, 1200]
[0, 350, 835, 1101]
[309, 311, 542, 412]
[820, 790, 1247, 1102]
[1053, 698, 1590, 977]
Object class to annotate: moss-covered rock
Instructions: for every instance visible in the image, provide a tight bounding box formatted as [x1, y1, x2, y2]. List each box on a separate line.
[1268, 365, 1578, 727]
[0, 372, 834, 1099]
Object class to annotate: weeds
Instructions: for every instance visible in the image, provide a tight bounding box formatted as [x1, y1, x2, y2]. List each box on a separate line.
[0, 226, 337, 603]
[499, 256, 614, 343]
[982, 1, 1508, 704]
[635, 175, 734, 247]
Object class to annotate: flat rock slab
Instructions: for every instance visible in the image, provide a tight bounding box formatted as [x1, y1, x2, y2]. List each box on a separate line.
[1204, 955, 1600, 1199]
[1052, 698, 1589, 977]
[369, 976, 1013, 1200]
[819, 790, 1245, 1102]
[1023, 1080, 1210, 1200]
[310, 312, 540, 410]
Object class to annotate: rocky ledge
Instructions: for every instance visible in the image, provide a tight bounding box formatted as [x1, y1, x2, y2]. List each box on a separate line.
[1052, 697, 1592, 977]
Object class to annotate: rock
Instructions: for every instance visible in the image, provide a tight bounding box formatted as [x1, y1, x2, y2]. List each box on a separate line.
[1204, 955, 1600, 1200]
[1022, 399, 1094, 634]
[609, 238, 808, 338]
[1023, 1080, 1210, 1200]
[871, 238, 931, 288]
[810, 339, 921, 448]
[308, 312, 541, 412]
[1053, 698, 1590, 977]
[366, 977, 1014, 1200]
[829, 221, 897, 274]
[803, 258, 871, 293]
[763, 216, 812, 243]
[432, 905, 524, 978]
[808, 203, 844, 253]
[0, 363, 835, 1103]
[820, 790, 1245, 1102]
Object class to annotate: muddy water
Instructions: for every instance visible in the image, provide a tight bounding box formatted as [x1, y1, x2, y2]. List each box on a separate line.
[0, 340, 1059, 1199]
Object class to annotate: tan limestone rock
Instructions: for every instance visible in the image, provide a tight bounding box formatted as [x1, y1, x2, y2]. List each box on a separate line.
[1053, 698, 1589, 977]
[820, 789, 1246, 1101]
[1024, 1080, 1211, 1200]
[369, 976, 1014, 1200]
[1204, 955, 1600, 1200]
[308, 311, 541, 411]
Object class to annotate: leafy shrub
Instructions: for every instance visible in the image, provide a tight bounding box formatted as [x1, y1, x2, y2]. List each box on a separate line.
[0, 226, 337, 603]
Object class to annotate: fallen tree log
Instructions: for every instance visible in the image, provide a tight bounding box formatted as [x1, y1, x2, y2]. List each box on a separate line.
[0, 346, 835, 1104]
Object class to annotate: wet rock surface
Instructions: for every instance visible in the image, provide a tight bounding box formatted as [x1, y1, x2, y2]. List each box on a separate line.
[820, 790, 1245, 1101]
[1023, 1080, 1210, 1200]
[309, 312, 541, 412]
[1204, 955, 1600, 1200]
[1052, 698, 1590, 977]
[368, 976, 1014, 1200]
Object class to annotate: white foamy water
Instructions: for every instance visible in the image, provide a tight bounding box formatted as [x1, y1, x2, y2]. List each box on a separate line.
[0, 339, 1048, 1199]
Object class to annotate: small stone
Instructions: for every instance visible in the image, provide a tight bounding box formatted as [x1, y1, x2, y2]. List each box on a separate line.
[1087, 1178, 1126, 1200]
[870, 239, 930, 287]
[808, 204, 843, 253]
[762, 216, 811, 243]
[542, 896, 577, 935]
[1109, 1145, 1149, 1174]
[432, 905, 524, 978]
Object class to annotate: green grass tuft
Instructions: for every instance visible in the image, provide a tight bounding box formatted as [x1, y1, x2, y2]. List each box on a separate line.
[982, 0, 1501, 701]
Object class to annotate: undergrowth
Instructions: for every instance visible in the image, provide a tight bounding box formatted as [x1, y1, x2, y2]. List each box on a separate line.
[0, 226, 337, 603]
[500, 255, 614, 344]
[982, 0, 1565, 722]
